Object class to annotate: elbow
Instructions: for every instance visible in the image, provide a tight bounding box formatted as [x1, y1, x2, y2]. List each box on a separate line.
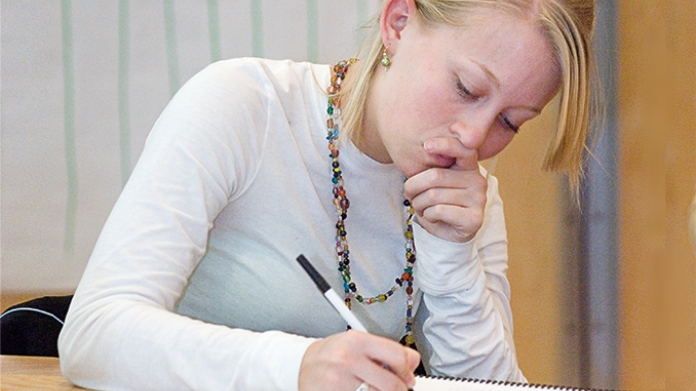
[57, 302, 113, 387]
[57, 311, 89, 384]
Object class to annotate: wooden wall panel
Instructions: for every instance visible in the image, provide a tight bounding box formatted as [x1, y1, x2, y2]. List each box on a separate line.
[619, 0, 695, 389]
[495, 104, 564, 384]
[664, 0, 696, 388]
[617, 0, 665, 388]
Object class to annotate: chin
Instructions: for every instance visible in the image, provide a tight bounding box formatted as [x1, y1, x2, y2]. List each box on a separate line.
[398, 163, 428, 179]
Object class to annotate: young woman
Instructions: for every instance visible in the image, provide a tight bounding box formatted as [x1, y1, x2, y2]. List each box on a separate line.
[58, 0, 595, 390]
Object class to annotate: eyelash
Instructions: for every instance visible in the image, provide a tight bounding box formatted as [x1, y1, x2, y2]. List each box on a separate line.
[456, 81, 479, 101]
[456, 81, 519, 133]
[500, 115, 519, 133]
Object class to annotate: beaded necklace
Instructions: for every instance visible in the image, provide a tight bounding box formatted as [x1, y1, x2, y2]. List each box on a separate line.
[326, 59, 416, 347]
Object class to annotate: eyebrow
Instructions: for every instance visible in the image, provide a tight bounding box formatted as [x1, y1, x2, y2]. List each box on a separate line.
[470, 58, 501, 89]
[470, 58, 543, 114]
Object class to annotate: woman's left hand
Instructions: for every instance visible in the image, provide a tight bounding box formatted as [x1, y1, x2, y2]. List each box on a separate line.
[404, 137, 488, 243]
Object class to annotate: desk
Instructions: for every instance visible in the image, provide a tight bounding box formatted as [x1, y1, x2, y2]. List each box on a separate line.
[1, 355, 82, 390]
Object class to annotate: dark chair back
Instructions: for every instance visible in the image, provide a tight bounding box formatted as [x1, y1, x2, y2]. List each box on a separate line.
[0, 295, 73, 357]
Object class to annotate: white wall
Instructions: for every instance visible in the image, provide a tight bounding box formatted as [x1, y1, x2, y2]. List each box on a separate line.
[1, 0, 381, 291]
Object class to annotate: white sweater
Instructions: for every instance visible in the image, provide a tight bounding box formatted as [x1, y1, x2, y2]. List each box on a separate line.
[58, 58, 525, 390]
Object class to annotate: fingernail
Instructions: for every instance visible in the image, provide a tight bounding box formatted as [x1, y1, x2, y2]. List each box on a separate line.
[423, 140, 434, 151]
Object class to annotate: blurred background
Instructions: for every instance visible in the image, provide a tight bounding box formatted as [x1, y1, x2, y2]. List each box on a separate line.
[1, 1, 693, 390]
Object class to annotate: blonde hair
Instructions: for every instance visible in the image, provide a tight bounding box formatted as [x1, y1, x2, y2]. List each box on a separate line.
[340, 0, 595, 192]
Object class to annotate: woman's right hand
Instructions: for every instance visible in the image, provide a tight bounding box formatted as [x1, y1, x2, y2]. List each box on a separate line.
[298, 331, 420, 391]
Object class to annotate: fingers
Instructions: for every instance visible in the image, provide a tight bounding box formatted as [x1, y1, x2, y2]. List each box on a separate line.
[403, 137, 488, 243]
[404, 168, 487, 206]
[423, 137, 478, 171]
[299, 332, 419, 391]
[361, 339, 420, 389]
[355, 360, 410, 391]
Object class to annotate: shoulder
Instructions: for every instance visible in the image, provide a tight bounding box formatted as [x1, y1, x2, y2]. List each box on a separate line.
[188, 58, 328, 97]
[175, 58, 275, 104]
[171, 58, 329, 117]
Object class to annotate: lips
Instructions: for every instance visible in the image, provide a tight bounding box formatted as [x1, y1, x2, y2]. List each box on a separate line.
[426, 153, 457, 169]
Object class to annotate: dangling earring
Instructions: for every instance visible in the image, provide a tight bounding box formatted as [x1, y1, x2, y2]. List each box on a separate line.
[381, 45, 391, 71]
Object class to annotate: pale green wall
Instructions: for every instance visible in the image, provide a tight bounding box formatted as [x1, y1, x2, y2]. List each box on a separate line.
[1, 0, 380, 291]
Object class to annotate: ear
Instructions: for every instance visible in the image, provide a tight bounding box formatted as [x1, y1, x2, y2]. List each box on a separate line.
[380, 0, 417, 52]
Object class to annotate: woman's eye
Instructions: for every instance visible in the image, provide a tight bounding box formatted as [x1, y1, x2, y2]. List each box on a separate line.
[501, 115, 520, 133]
[456, 81, 479, 101]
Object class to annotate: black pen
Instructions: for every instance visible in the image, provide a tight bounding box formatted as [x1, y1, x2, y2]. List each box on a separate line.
[296, 254, 368, 332]
[296, 254, 416, 391]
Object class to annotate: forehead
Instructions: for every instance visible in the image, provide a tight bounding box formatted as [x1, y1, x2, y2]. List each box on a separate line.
[409, 7, 561, 107]
[425, 7, 549, 54]
[422, 8, 559, 84]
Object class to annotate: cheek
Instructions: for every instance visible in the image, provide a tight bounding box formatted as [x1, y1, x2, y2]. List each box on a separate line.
[395, 74, 454, 129]
[405, 92, 447, 125]
[477, 131, 515, 160]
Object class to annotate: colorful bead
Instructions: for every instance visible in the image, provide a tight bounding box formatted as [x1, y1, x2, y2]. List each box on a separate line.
[326, 59, 417, 348]
[404, 334, 416, 346]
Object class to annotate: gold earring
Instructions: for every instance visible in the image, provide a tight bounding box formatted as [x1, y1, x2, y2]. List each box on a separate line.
[381, 45, 391, 71]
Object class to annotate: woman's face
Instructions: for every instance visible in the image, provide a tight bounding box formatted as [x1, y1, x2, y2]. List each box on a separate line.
[361, 4, 562, 178]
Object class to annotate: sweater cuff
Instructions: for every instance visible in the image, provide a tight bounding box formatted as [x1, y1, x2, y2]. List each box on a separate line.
[412, 223, 483, 296]
[248, 331, 317, 391]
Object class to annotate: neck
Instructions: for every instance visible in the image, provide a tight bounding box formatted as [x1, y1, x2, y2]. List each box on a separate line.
[356, 87, 392, 164]
[341, 61, 392, 164]
[353, 66, 392, 164]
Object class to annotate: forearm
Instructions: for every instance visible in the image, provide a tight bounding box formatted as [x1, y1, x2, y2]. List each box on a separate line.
[413, 222, 525, 382]
[420, 274, 524, 381]
[59, 294, 315, 391]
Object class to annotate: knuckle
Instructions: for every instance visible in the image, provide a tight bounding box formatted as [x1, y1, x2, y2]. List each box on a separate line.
[424, 188, 442, 205]
[390, 348, 408, 370]
[427, 204, 446, 219]
[470, 173, 487, 189]
[335, 348, 352, 364]
[473, 192, 487, 207]
[470, 211, 485, 229]
[479, 177, 489, 191]
[428, 168, 447, 182]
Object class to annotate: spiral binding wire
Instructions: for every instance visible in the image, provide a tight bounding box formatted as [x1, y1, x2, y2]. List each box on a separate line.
[415, 375, 622, 391]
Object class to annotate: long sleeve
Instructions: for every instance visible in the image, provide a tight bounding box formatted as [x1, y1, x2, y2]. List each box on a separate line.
[413, 174, 526, 382]
[58, 60, 317, 391]
[58, 56, 527, 390]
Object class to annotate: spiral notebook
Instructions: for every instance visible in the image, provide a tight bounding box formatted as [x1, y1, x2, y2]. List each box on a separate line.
[413, 375, 615, 390]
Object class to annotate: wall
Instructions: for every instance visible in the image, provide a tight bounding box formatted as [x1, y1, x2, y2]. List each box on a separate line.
[619, 0, 696, 389]
[664, 0, 696, 387]
[494, 103, 565, 383]
[1, 0, 380, 296]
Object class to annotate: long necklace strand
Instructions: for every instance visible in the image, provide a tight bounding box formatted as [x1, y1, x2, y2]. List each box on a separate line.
[326, 59, 416, 347]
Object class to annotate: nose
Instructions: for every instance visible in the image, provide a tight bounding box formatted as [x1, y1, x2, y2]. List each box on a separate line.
[449, 114, 495, 151]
